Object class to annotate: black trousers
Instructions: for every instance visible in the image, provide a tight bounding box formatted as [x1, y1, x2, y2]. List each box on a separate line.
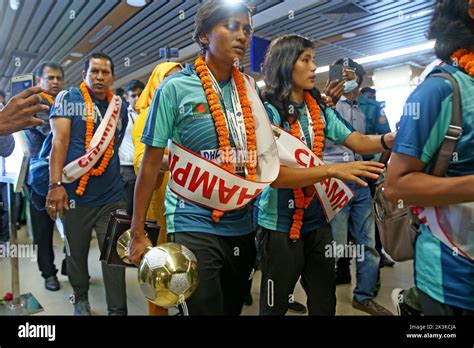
[169, 231, 256, 316]
[26, 186, 58, 279]
[259, 225, 336, 316]
[120, 165, 136, 216]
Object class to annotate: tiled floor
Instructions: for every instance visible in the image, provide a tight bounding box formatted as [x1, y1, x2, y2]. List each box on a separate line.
[0, 225, 414, 316]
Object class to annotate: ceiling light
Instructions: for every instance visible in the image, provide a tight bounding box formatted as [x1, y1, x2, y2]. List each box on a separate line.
[317, 41, 435, 74]
[63, 60, 72, 67]
[9, 0, 19, 10]
[126, 0, 147, 7]
[342, 32, 357, 39]
[70, 52, 83, 58]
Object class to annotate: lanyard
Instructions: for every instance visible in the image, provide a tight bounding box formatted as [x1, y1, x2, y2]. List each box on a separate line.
[208, 70, 248, 170]
[297, 104, 314, 148]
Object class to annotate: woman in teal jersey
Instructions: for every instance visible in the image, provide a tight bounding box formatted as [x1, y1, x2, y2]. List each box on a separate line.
[129, 0, 260, 315]
[257, 34, 395, 315]
[385, 0, 474, 315]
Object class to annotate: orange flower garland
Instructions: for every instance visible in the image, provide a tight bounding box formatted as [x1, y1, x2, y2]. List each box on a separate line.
[232, 68, 257, 180]
[451, 48, 474, 77]
[289, 91, 325, 240]
[194, 56, 257, 222]
[76, 82, 114, 196]
[40, 92, 54, 105]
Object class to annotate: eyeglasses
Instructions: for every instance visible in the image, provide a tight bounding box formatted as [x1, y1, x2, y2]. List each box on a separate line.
[225, 19, 254, 37]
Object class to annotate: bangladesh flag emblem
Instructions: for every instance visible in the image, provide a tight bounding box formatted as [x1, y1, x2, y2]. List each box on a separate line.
[192, 103, 210, 115]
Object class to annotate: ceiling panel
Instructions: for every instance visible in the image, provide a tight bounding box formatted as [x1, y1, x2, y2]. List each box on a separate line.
[0, 0, 438, 95]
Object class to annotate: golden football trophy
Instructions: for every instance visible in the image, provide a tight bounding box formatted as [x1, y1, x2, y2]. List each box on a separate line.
[116, 229, 133, 264]
[137, 243, 199, 308]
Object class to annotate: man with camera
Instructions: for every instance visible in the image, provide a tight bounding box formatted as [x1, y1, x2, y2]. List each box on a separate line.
[324, 58, 393, 316]
[0, 85, 49, 246]
[45, 52, 128, 316]
[0, 86, 48, 136]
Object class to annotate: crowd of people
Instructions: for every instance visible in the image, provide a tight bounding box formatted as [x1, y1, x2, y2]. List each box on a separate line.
[0, 0, 472, 317]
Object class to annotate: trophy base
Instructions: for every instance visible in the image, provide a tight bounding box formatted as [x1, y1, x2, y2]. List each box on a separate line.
[0, 293, 44, 315]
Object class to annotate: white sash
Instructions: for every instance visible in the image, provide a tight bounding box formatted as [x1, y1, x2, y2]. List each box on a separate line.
[167, 75, 280, 211]
[62, 96, 122, 183]
[167, 74, 353, 220]
[414, 204, 474, 261]
[271, 125, 354, 222]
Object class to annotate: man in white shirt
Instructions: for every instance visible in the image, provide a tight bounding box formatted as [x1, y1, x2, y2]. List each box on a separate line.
[119, 79, 144, 215]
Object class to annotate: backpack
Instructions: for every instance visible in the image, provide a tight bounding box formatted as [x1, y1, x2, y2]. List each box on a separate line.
[28, 132, 53, 199]
[373, 73, 462, 262]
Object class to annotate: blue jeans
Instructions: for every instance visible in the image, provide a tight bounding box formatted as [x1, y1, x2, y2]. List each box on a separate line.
[330, 181, 380, 304]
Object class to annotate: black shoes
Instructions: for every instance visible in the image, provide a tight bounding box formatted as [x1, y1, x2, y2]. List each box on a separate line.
[380, 253, 395, 268]
[45, 275, 60, 291]
[391, 288, 422, 316]
[288, 300, 307, 314]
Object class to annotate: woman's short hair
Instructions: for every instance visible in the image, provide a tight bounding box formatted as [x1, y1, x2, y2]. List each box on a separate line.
[193, 0, 251, 52]
[427, 0, 474, 61]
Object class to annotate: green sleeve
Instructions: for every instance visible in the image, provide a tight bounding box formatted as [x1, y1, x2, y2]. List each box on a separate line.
[324, 107, 353, 145]
[265, 103, 283, 127]
[141, 83, 178, 148]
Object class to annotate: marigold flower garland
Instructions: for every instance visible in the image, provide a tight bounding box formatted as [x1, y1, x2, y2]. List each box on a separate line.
[40, 92, 54, 105]
[451, 48, 474, 77]
[194, 56, 257, 222]
[289, 91, 324, 240]
[76, 82, 114, 196]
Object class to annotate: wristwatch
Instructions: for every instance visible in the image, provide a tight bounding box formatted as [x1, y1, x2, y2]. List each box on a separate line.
[381, 134, 391, 151]
[49, 182, 63, 189]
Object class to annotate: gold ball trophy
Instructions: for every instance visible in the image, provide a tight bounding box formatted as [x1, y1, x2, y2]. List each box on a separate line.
[117, 230, 199, 315]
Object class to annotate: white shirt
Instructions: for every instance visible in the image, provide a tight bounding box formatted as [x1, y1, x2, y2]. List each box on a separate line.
[118, 105, 137, 166]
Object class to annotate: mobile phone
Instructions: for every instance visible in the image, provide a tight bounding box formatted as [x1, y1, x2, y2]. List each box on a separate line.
[329, 64, 343, 82]
[11, 73, 35, 97]
[10, 74, 49, 125]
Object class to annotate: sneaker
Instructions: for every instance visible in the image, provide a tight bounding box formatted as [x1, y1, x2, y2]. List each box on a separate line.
[391, 288, 422, 316]
[243, 293, 253, 306]
[44, 276, 60, 291]
[380, 253, 395, 268]
[352, 299, 393, 316]
[288, 300, 307, 314]
[73, 300, 91, 316]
